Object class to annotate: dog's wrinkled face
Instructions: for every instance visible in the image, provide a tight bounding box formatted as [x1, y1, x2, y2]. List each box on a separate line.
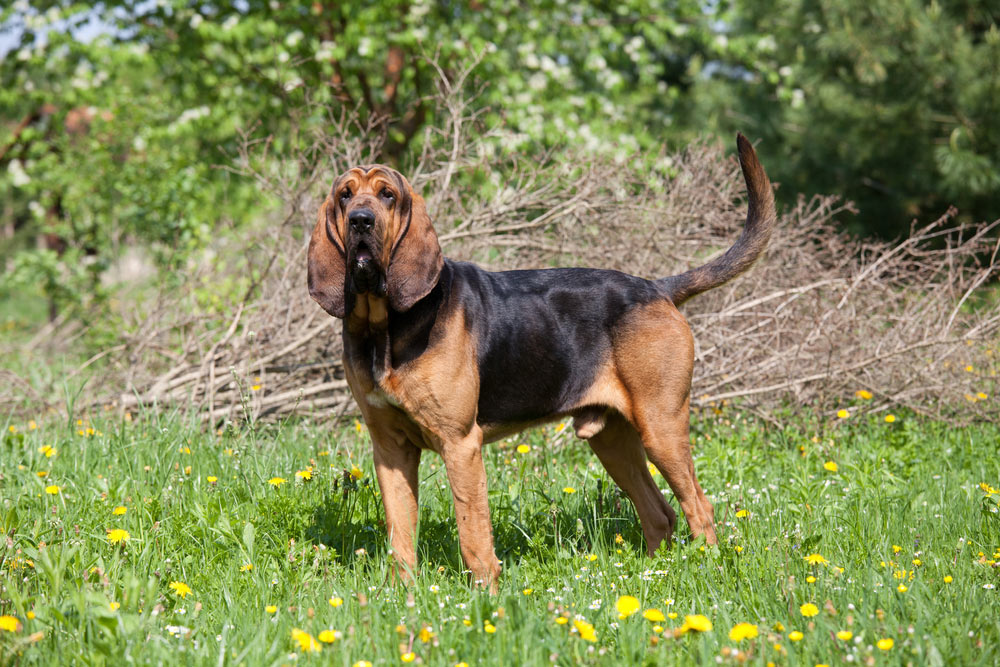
[308, 164, 444, 319]
[333, 165, 407, 296]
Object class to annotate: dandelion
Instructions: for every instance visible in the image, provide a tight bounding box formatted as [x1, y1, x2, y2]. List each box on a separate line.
[573, 619, 597, 642]
[977, 392, 989, 400]
[897, 584, 908, 592]
[555, 617, 569, 625]
[296, 468, 313, 481]
[107, 529, 130, 545]
[291, 628, 321, 653]
[892, 545, 902, 553]
[418, 626, 435, 642]
[516, 444, 530, 454]
[804, 553, 829, 566]
[318, 629, 339, 643]
[240, 563, 253, 572]
[837, 630, 853, 640]
[729, 622, 758, 641]
[735, 509, 749, 518]
[615, 533, 624, 544]
[836, 409, 849, 419]
[877, 638, 894, 651]
[109, 602, 120, 611]
[0, 616, 21, 632]
[616, 595, 640, 618]
[799, 602, 819, 617]
[401, 653, 416, 663]
[522, 588, 533, 595]
[350, 466, 363, 479]
[563, 486, 576, 494]
[169, 581, 192, 598]
[789, 630, 804, 642]
[643, 609, 666, 622]
[855, 389, 873, 400]
[36, 471, 48, 478]
[207, 476, 218, 484]
[885, 414, 896, 423]
[40, 445, 56, 458]
[681, 614, 713, 633]
[354, 662, 373, 667]
[806, 576, 816, 583]
[113, 506, 127, 515]
[329, 596, 343, 607]
[484, 622, 496, 634]
[944, 575, 953, 583]
[268, 477, 286, 487]
[266, 605, 277, 614]
[354, 420, 364, 434]
[45, 485, 60, 495]
[823, 461, 838, 472]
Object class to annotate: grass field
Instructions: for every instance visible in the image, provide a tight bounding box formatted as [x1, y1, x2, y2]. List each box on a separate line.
[1, 404, 999, 665]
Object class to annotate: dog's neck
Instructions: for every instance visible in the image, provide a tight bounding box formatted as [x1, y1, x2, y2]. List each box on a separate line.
[342, 260, 452, 384]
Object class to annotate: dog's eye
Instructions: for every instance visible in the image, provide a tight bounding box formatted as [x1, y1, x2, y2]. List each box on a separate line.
[339, 188, 352, 202]
[379, 188, 394, 203]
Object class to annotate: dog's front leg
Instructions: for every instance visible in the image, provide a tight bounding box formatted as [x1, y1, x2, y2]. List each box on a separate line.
[439, 425, 501, 593]
[371, 431, 422, 583]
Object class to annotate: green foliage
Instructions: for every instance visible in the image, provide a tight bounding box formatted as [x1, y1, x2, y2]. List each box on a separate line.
[1, 409, 999, 663]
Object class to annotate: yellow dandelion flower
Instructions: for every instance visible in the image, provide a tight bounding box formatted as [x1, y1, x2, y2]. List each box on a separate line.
[350, 466, 363, 479]
[555, 617, 568, 625]
[789, 630, 804, 642]
[892, 544, 902, 553]
[803, 553, 829, 566]
[207, 476, 218, 483]
[563, 486, 576, 494]
[615, 533, 624, 544]
[729, 622, 758, 641]
[329, 596, 344, 607]
[354, 662, 373, 667]
[823, 461, 838, 472]
[240, 563, 253, 572]
[799, 602, 819, 617]
[836, 409, 849, 419]
[354, 419, 364, 434]
[45, 485, 60, 495]
[616, 595, 640, 618]
[169, 581, 192, 598]
[107, 529, 130, 545]
[965, 365, 974, 372]
[977, 392, 988, 400]
[113, 505, 127, 515]
[516, 444, 530, 454]
[109, 601, 120, 611]
[266, 605, 277, 614]
[855, 389, 873, 400]
[268, 477, 286, 487]
[401, 652, 416, 663]
[837, 630, 853, 640]
[643, 608, 666, 622]
[885, 414, 896, 423]
[0, 616, 21, 632]
[318, 629, 339, 643]
[296, 468, 313, 481]
[897, 584, 908, 592]
[682, 614, 713, 633]
[806, 575, 816, 583]
[418, 626, 435, 643]
[484, 622, 496, 634]
[523, 588, 533, 595]
[183, 465, 191, 475]
[735, 509, 749, 518]
[573, 619, 597, 642]
[36, 471, 48, 478]
[877, 638, 894, 651]
[943, 575, 953, 583]
[291, 628, 321, 653]
[40, 445, 56, 458]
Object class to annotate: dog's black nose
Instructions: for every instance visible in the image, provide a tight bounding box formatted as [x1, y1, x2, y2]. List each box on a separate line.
[349, 209, 375, 233]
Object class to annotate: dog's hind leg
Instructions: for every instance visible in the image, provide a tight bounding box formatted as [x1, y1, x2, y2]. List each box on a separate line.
[633, 398, 718, 545]
[587, 413, 677, 555]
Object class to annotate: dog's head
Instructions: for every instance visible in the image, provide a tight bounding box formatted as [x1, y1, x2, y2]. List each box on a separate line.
[308, 165, 443, 319]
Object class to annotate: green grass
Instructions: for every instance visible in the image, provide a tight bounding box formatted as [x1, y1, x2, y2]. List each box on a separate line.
[1, 406, 999, 665]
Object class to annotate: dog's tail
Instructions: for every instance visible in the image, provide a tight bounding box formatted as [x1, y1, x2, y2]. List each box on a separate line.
[659, 133, 776, 306]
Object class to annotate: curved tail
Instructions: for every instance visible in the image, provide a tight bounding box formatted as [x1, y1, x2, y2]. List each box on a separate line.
[659, 133, 776, 306]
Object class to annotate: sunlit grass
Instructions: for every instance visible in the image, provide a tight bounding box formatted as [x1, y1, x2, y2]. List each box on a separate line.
[1, 405, 998, 664]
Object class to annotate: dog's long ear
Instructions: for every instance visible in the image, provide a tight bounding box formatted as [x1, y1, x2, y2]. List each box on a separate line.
[386, 182, 443, 312]
[307, 196, 348, 318]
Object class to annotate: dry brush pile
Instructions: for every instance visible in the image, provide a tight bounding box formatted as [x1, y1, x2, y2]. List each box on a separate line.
[7, 72, 999, 426]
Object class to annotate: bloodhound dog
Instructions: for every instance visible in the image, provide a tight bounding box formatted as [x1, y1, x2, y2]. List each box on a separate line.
[308, 134, 775, 590]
